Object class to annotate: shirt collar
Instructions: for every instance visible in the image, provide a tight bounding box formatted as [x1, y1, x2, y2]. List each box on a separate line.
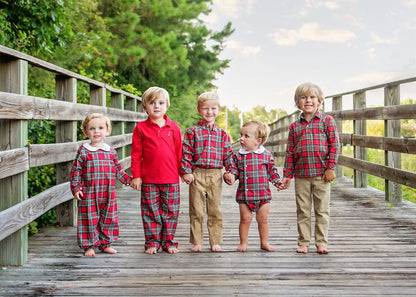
[300, 110, 322, 122]
[239, 145, 265, 155]
[198, 121, 219, 131]
[146, 114, 171, 127]
[83, 142, 111, 152]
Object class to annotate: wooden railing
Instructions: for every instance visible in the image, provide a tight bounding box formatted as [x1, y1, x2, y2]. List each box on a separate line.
[263, 78, 416, 206]
[0, 45, 147, 265]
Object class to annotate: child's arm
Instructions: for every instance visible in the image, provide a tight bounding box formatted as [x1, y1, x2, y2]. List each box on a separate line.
[74, 190, 83, 200]
[280, 177, 291, 190]
[223, 172, 235, 185]
[182, 173, 194, 184]
[180, 128, 195, 177]
[322, 169, 335, 183]
[131, 177, 142, 190]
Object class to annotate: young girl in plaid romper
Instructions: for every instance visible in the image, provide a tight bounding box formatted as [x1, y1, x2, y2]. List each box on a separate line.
[70, 113, 132, 257]
[224, 121, 283, 252]
[130, 86, 182, 254]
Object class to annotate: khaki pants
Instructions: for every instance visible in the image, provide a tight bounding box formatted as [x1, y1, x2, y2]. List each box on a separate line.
[189, 168, 223, 245]
[295, 176, 330, 247]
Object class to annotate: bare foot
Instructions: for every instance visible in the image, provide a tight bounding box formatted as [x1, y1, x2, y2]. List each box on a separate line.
[167, 247, 179, 254]
[261, 244, 275, 252]
[236, 244, 247, 252]
[211, 244, 222, 252]
[317, 246, 329, 254]
[102, 247, 117, 254]
[191, 244, 202, 252]
[145, 247, 158, 254]
[296, 245, 308, 254]
[84, 248, 95, 257]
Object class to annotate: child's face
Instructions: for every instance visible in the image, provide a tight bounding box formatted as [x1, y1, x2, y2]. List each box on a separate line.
[197, 100, 220, 126]
[298, 92, 320, 117]
[144, 98, 168, 121]
[239, 124, 262, 152]
[83, 117, 110, 146]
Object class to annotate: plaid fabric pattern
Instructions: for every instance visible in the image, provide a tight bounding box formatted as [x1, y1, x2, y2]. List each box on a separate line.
[234, 148, 281, 202]
[283, 111, 340, 178]
[70, 145, 132, 250]
[140, 183, 180, 250]
[181, 121, 236, 175]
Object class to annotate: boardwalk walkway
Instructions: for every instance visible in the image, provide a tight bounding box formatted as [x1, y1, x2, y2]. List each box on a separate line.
[1, 173, 416, 296]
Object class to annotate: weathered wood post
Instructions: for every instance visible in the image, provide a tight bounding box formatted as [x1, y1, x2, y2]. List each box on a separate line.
[332, 96, 343, 178]
[125, 95, 139, 157]
[384, 84, 402, 204]
[353, 91, 367, 188]
[0, 57, 28, 265]
[55, 76, 78, 226]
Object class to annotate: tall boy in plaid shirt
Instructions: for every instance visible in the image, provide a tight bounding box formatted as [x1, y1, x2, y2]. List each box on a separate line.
[131, 86, 182, 254]
[181, 92, 235, 252]
[224, 121, 283, 252]
[281, 82, 340, 254]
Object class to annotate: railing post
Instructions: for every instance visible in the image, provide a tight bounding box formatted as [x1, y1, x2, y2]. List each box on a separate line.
[125, 96, 139, 157]
[384, 85, 402, 204]
[332, 96, 343, 178]
[55, 76, 78, 226]
[0, 57, 28, 265]
[111, 92, 125, 187]
[353, 92, 367, 188]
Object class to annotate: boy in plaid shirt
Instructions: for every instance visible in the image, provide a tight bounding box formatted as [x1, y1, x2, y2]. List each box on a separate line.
[281, 82, 340, 254]
[70, 113, 132, 257]
[224, 121, 282, 252]
[131, 86, 182, 254]
[181, 92, 235, 252]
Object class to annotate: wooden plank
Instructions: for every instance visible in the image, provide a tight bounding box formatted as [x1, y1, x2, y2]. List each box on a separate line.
[0, 147, 28, 178]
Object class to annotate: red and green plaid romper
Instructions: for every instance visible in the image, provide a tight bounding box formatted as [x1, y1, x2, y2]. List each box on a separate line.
[70, 143, 131, 250]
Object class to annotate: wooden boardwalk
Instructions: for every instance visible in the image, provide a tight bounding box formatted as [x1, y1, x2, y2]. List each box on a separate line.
[1, 174, 416, 296]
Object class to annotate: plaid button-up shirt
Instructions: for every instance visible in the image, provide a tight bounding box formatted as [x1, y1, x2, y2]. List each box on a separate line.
[283, 111, 340, 178]
[234, 146, 281, 201]
[181, 121, 235, 174]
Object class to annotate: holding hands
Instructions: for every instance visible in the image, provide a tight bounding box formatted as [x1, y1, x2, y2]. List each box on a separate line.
[223, 172, 235, 185]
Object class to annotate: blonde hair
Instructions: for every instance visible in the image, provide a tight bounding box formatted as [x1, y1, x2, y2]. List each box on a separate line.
[242, 120, 270, 145]
[197, 91, 221, 108]
[81, 113, 111, 133]
[142, 86, 170, 109]
[294, 82, 324, 109]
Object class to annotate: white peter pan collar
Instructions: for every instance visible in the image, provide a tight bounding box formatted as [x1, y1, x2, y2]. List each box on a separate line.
[83, 142, 111, 152]
[238, 145, 265, 155]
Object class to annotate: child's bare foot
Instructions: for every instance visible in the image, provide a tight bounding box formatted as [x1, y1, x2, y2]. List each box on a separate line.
[84, 248, 95, 257]
[167, 247, 179, 254]
[296, 245, 308, 254]
[102, 247, 117, 254]
[211, 244, 222, 252]
[236, 244, 247, 252]
[317, 246, 329, 254]
[191, 244, 202, 252]
[145, 247, 158, 254]
[261, 244, 275, 252]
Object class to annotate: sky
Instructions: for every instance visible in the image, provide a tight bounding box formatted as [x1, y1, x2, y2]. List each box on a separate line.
[204, 0, 416, 114]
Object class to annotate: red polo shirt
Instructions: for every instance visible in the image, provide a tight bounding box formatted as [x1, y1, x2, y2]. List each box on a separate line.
[131, 115, 182, 184]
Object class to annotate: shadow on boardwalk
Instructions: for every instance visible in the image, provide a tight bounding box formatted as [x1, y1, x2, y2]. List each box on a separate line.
[1, 173, 416, 296]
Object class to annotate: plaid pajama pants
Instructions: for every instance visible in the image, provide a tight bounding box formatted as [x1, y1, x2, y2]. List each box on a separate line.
[140, 183, 180, 251]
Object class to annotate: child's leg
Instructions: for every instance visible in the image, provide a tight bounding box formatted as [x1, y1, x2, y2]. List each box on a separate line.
[189, 170, 207, 251]
[205, 169, 223, 251]
[312, 177, 330, 253]
[141, 184, 163, 252]
[98, 191, 119, 251]
[84, 247, 95, 257]
[160, 184, 180, 253]
[295, 177, 313, 253]
[237, 203, 252, 252]
[256, 203, 274, 252]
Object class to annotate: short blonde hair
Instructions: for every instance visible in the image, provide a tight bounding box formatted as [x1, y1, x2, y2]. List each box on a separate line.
[81, 113, 111, 133]
[142, 86, 170, 109]
[242, 120, 270, 145]
[294, 82, 324, 109]
[197, 91, 220, 108]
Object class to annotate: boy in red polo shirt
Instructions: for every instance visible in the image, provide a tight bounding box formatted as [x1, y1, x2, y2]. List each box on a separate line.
[181, 92, 235, 252]
[130, 86, 182, 254]
[281, 82, 340, 254]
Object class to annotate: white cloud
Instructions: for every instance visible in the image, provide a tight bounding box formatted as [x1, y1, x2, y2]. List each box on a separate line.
[213, 0, 242, 18]
[269, 22, 356, 46]
[404, 0, 416, 6]
[344, 71, 396, 84]
[305, 0, 340, 9]
[371, 33, 395, 44]
[224, 40, 261, 56]
[367, 48, 377, 59]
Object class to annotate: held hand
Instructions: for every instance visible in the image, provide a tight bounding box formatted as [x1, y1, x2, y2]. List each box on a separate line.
[74, 191, 83, 201]
[223, 172, 235, 185]
[280, 178, 291, 190]
[322, 169, 335, 183]
[183, 173, 195, 185]
[131, 177, 143, 190]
